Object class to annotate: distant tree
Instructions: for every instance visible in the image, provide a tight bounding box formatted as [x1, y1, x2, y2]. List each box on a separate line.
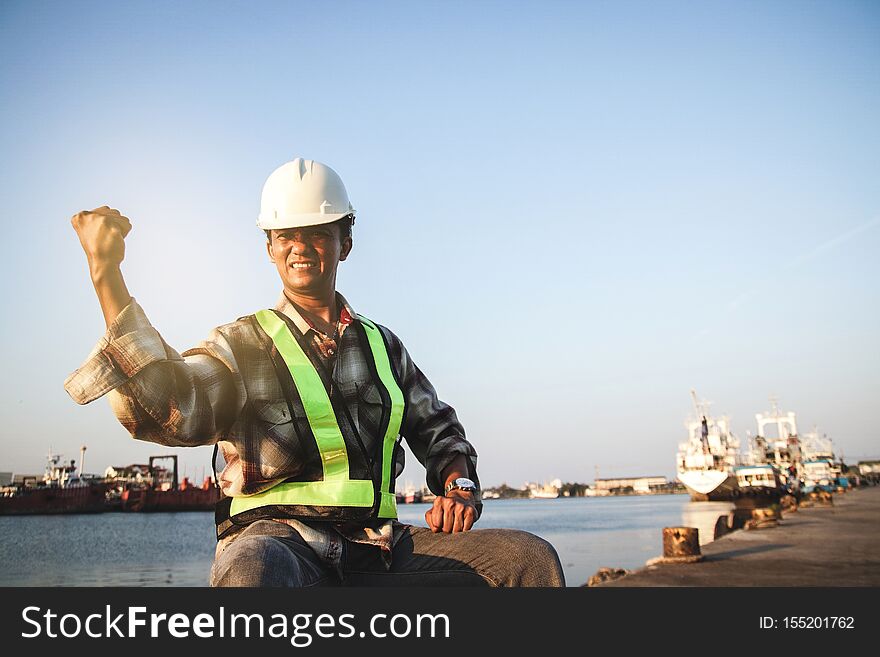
[487, 483, 530, 499]
[559, 482, 588, 497]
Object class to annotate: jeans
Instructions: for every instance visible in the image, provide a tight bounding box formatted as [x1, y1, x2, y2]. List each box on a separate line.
[210, 520, 566, 587]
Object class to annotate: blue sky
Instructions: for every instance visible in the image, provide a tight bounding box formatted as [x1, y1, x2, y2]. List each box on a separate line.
[1, 0, 878, 487]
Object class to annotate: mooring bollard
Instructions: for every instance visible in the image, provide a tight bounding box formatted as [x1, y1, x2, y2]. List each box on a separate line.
[807, 490, 834, 506]
[663, 526, 701, 558]
[747, 505, 781, 529]
[645, 526, 704, 566]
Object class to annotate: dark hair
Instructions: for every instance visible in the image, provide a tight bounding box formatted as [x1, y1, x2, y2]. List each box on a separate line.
[264, 214, 354, 243]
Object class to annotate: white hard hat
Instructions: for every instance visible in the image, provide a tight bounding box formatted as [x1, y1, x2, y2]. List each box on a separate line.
[257, 157, 355, 230]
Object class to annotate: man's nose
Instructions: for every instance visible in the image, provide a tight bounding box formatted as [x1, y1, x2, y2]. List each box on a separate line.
[289, 233, 311, 250]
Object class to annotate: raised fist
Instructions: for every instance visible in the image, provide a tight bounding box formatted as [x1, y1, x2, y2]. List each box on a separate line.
[71, 206, 132, 270]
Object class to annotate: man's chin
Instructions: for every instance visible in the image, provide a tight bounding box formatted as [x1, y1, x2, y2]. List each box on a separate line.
[282, 279, 326, 297]
[284, 271, 317, 286]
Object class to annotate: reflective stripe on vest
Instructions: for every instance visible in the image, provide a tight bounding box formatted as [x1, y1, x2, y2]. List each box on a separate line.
[358, 314, 406, 518]
[229, 310, 404, 519]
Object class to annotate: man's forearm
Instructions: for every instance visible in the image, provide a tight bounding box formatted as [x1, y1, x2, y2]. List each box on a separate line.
[71, 206, 133, 329]
[440, 453, 470, 490]
[89, 262, 132, 329]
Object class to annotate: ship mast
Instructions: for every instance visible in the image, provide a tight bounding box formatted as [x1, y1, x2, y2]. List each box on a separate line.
[690, 388, 701, 418]
[689, 388, 713, 421]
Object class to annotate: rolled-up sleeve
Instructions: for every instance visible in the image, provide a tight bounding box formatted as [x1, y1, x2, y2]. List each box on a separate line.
[380, 327, 480, 498]
[63, 299, 169, 404]
[64, 299, 245, 447]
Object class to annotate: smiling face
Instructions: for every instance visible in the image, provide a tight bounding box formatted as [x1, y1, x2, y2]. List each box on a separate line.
[266, 222, 352, 303]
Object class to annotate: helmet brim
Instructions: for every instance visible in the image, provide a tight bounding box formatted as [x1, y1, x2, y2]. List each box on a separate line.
[257, 211, 354, 230]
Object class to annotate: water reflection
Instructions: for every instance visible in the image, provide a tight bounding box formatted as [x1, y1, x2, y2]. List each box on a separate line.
[681, 500, 735, 545]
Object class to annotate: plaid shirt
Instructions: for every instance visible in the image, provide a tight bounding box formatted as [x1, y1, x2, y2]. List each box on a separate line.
[64, 292, 479, 571]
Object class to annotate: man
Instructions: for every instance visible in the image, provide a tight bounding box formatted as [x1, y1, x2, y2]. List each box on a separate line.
[65, 157, 565, 587]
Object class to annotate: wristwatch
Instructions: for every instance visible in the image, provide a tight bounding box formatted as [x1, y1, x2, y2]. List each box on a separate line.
[444, 477, 477, 496]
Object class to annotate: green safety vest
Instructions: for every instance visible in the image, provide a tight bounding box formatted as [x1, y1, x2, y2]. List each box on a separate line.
[216, 309, 405, 537]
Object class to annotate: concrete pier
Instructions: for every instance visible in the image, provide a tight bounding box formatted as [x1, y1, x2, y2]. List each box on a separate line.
[597, 486, 880, 586]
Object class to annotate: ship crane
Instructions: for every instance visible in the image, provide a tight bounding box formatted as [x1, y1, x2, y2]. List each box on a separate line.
[689, 388, 707, 419]
[689, 389, 717, 424]
[149, 455, 179, 491]
[690, 389, 713, 452]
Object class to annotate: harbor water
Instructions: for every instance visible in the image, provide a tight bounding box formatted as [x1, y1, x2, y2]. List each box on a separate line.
[0, 495, 732, 587]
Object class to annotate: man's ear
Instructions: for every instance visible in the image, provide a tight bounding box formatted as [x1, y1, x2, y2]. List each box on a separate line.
[339, 235, 353, 262]
[266, 236, 276, 263]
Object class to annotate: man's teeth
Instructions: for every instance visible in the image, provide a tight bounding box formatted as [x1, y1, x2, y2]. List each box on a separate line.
[291, 263, 314, 269]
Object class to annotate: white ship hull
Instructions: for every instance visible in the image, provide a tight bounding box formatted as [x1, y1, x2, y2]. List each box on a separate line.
[677, 469, 739, 501]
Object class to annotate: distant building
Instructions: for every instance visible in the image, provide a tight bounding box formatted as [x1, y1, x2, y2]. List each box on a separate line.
[858, 461, 880, 484]
[594, 476, 668, 494]
[858, 460, 880, 475]
[0, 472, 12, 487]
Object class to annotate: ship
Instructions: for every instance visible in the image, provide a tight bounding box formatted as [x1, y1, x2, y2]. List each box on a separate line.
[740, 396, 801, 502]
[528, 480, 561, 499]
[530, 488, 559, 499]
[800, 427, 843, 493]
[0, 447, 108, 515]
[732, 463, 787, 505]
[676, 389, 741, 501]
[108, 455, 220, 512]
[395, 481, 422, 505]
[747, 396, 802, 471]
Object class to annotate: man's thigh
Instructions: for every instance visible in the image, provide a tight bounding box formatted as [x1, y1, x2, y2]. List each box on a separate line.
[343, 525, 565, 587]
[211, 520, 335, 587]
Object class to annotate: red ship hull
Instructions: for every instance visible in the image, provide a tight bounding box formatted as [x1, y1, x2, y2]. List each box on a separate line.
[0, 484, 109, 515]
[120, 486, 220, 512]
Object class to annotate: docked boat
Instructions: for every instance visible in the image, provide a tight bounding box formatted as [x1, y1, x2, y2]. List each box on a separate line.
[747, 396, 802, 473]
[676, 389, 741, 501]
[119, 478, 219, 512]
[529, 486, 560, 499]
[801, 459, 836, 493]
[800, 428, 842, 493]
[109, 455, 219, 512]
[0, 447, 108, 515]
[395, 483, 422, 504]
[732, 463, 786, 505]
[740, 396, 802, 500]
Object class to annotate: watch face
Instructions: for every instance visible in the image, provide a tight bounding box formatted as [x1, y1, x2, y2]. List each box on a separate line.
[454, 477, 475, 489]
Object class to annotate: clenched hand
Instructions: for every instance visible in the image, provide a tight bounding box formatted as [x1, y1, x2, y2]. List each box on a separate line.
[425, 491, 478, 533]
[71, 206, 132, 270]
